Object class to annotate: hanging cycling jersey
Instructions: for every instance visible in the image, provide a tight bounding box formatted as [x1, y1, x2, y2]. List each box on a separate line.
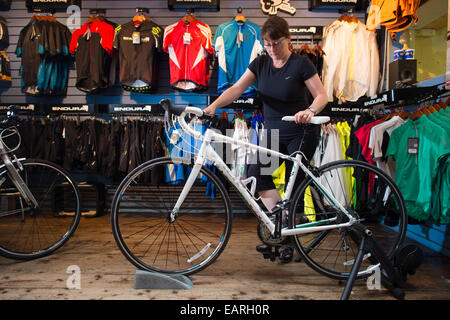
[213, 19, 263, 97]
[113, 18, 163, 93]
[70, 18, 116, 93]
[16, 16, 72, 96]
[163, 17, 214, 92]
[0, 16, 8, 49]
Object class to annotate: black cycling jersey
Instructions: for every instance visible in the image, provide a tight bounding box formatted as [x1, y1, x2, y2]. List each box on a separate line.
[247, 52, 319, 192]
[71, 19, 117, 93]
[113, 19, 163, 92]
[16, 18, 72, 95]
[248, 53, 317, 136]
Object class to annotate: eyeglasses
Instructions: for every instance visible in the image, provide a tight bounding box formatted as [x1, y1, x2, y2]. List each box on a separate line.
[263, 38, 286, 48]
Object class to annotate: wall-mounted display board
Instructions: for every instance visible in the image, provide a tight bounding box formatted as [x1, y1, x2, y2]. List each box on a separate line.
[309, 0, 368, 12]
[168, 0, 219, 11]
[26, 0, 81, 11]
[289, 26, 323, 41]
[209, 96, 262, 109]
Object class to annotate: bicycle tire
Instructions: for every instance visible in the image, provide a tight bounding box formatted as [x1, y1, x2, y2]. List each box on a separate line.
[111, 157, 233, 276]
[0, 159, 81, 260]
[289, 160, 407, 280]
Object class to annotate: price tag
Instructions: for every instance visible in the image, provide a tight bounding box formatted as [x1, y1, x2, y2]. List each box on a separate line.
[132, 32, 141, 45]
[183, 32, 191, 45]
[407, 137, 419, 154]
[236, 31, 244, 46]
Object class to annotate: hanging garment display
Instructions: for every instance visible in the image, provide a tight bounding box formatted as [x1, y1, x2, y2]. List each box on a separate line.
[213, 14, 263, 97]
[367, 0, 420, 40]
[386, 105, 450, 225]
[163, 13, 214, 92]
[292, 44, 325, 80]
[15, 117, 166, 183]
[322, 15, 380, 102]
[15, 15, 72, 96]
[0, 16, 8, 49]
[113, 12, 163, 93]
[70, 15, 116, 93]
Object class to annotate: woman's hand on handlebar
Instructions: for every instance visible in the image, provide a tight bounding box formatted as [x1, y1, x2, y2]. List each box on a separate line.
[204, 105, 217, 115]
[294, 109, 315, 124]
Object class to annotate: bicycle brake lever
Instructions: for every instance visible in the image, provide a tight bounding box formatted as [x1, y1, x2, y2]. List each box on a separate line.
[198, 112, 217, 121]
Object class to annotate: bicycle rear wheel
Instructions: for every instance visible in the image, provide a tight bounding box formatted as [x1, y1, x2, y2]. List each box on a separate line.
[0, 159, 81, 260]
[111, 157, 233, 276]
[289, 160, 407, 280]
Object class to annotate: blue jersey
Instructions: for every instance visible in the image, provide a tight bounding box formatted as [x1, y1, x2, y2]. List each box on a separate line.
[213, 20, 263, 97]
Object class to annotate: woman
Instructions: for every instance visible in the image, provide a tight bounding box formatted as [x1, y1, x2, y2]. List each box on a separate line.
[205, 16, 328, 262]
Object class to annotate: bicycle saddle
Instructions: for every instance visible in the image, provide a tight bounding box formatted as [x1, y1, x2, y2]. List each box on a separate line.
[160, 98, 186, 116]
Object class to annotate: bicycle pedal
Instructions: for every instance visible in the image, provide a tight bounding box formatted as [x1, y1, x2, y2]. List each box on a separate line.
[256, 244, 279, 261]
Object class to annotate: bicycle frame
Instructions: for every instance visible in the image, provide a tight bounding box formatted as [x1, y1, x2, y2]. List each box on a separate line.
[0, 132, 38, 210]
[171, 109, 357, 237]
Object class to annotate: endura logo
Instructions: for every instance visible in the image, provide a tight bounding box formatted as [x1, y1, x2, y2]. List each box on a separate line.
[260, 0, 296, 16]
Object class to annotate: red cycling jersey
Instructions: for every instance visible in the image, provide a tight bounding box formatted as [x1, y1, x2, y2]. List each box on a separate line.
[163, 18, 213, 91]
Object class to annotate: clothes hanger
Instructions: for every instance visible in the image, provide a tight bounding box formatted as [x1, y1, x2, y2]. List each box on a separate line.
[398, 109, 411, 120]
[133, 8, 150, 25]
[182, 8, 196, 25]
[424, 104, 437, 113]
[88, 10, 107, 24]
[410, 108, 424, 120]
[235, 7, 246, 23]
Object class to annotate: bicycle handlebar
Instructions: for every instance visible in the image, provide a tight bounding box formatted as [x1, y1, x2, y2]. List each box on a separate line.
[160, 98, 331, 141]
[281, 116, 331, 125]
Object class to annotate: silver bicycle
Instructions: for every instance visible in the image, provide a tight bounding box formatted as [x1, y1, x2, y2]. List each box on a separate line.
[0, 107, 81, 260]
[111, 98, 407, 281]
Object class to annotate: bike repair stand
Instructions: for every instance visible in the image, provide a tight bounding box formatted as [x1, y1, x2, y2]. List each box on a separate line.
[340, 223, 406, 300]
[134, 270, 193, 290]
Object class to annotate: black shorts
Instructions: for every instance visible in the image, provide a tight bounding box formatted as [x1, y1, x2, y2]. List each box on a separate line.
[247, 123, 320, 193]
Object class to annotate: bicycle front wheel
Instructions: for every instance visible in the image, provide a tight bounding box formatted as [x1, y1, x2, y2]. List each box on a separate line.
[0, 159, 81, 260]
[289, 160, 407, 280]
[111, 157, 233, 276]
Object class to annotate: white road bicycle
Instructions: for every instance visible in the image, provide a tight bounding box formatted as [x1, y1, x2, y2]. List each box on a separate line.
[111, 98, 407, 281]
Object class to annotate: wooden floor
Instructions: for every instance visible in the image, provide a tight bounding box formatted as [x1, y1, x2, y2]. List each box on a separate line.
[0, 213, 449, 301]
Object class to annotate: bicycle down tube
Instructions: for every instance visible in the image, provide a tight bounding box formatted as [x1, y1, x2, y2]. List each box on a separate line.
[171, 109, 357, 237]
[0, 140, 38, 208]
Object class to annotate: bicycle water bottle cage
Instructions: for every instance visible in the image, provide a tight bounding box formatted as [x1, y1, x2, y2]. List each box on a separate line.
[160, 98, 186, 116]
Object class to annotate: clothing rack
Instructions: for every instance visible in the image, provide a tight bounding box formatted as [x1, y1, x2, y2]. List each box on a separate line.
[321, 84, 448, 119]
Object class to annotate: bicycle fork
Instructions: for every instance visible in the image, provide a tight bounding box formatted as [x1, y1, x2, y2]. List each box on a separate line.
[167, 142, 208, 223]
